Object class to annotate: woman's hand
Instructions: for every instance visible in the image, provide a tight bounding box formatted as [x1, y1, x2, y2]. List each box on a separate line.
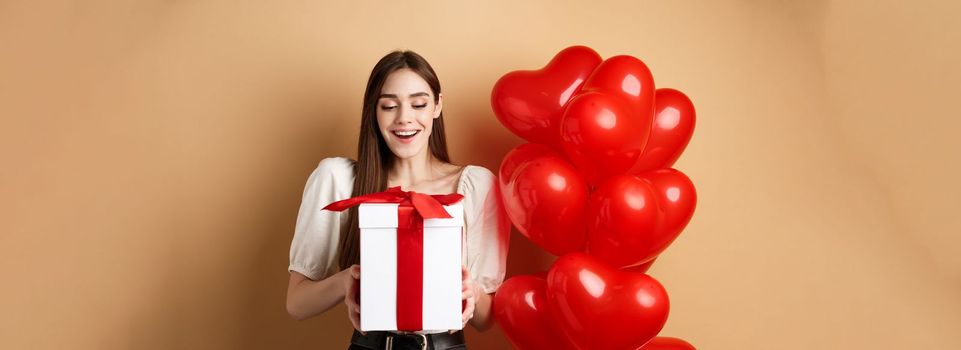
[460, 265, 481, 328]
[343, 264, 363, 334]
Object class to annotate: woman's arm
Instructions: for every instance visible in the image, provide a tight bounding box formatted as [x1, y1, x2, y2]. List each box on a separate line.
[286, 265, 360, 322]
[461, 266, 496, 332]
[468, 289, 495, 331]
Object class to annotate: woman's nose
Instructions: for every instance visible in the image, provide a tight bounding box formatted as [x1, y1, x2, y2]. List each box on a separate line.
[395, 105, 417, 124]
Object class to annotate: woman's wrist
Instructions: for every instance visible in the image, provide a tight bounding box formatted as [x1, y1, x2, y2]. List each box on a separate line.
[339, 266, 356, 296]
[337, 268, 349, 289]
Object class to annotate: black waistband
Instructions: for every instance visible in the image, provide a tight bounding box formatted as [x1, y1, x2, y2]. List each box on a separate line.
[348, 330, 466, 350]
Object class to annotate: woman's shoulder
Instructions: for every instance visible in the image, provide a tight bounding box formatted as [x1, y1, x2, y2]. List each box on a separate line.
[304, 157, 355, 198]
[315, 157, 356, 177]
[458, 164, 496, 193]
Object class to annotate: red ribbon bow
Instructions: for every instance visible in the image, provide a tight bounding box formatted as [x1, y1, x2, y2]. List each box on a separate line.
[322, 186, 464, 218]
[322, 186, 464, 331]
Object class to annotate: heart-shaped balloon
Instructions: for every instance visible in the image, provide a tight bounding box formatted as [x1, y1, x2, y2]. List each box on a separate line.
[559, 92, 650, 184]
[643, 168, 697, 245]
[579, 55, 656, 117]
[631, 88, 696, 174]
[639, 337, 696, 350]
[559, 55, 656, 184]
[587, 169, 697, 268]
[493, 275, 577, 350]
[547, 253, 669, 350]
[498, 143, 549, 197]
[586, 174, 659, 267]
[499, 143, 589, 256]
[491, 46, 602, 147]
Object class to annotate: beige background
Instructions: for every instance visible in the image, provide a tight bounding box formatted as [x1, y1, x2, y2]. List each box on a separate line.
[1, 0, 959, 349]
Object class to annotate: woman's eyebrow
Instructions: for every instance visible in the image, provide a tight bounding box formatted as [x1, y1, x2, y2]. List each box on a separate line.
[378, 92, 430, 99]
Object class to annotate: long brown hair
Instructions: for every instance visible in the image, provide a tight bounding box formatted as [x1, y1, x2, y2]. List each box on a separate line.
[337, 50, 452, 270]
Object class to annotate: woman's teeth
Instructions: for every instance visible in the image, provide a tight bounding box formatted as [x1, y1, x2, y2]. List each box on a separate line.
[393, 130, 419, 138]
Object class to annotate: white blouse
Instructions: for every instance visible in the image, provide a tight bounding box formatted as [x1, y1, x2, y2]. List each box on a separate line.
[288, 157, 511, 294]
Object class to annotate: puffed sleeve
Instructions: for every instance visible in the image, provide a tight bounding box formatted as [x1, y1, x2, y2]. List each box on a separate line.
[288, 157, 354, 281]
[462, 166, 511, 294]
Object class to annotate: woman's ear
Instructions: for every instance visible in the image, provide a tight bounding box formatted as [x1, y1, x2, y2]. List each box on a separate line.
[433, 93, 443, 119]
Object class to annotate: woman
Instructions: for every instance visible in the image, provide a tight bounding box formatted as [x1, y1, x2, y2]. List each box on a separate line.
[286, 50, 510, 349]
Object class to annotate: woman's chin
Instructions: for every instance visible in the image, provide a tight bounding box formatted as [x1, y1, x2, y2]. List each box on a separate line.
[388, 145, 426, 160]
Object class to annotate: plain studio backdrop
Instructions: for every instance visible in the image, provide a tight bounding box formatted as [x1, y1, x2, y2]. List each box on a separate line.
[2, 1, 959, 349]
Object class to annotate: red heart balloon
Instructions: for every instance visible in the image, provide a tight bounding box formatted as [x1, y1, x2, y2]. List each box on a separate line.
[579, 55, 656, 117]
[559, 92, 650, 184]
[491, 46, 602, 147]
[493, 275, 577, 350]
[586, 174, 659, 267]
[559, 56, 656, 184]
[498, 143, 548, 197]
[644, 168, 697, 245]
[631, 88, 696, 174]
[639, 337, 696, 350]
[499, 143, 589, 256]
[588, 169, 697, 268]
[547, 253, 670, 350]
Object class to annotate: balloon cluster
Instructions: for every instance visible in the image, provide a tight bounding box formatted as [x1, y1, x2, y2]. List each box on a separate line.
[491, 46, 697, 350]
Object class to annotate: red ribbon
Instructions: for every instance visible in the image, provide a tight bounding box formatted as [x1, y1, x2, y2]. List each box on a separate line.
[322, 186, 464, 219]
[323, 186, 464, 331]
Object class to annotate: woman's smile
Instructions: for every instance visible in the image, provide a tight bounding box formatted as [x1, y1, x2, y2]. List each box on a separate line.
[391, 129, 421, 143]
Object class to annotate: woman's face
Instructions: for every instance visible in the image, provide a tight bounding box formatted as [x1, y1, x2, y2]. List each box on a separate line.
[376, 68, 443, 160]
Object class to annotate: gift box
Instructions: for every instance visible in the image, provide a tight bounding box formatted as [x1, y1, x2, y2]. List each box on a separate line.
[323, 187, 465, 332]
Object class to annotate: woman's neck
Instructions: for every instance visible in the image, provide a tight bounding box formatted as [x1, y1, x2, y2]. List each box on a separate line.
[389, 152, 439, 190]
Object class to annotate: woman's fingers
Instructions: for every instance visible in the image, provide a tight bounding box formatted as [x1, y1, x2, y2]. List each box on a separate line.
[462, 297, 475, 325]
[461, 265, 471, 284]
[462, 271, 474, 294]
[346, 294, 360, 312]
[345, 264, 364, 335]
[346, 265, 361, 304]
[346, 293, 364, 335]
[461, 277, 476, 325]
[346, 277, 360, 311]
[460, 265, 477, 326]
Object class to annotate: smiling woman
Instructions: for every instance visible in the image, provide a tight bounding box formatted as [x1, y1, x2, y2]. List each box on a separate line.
[285, 50, 511, 350]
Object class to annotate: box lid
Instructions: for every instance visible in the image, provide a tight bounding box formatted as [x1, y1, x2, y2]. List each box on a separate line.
[358, 202, 464, 229]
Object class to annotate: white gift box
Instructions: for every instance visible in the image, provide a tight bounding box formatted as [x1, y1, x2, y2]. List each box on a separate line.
[358, 202, 464, 332]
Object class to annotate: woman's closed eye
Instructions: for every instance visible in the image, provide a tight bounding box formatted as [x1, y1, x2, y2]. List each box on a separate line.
[380, 103, 428, 111]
